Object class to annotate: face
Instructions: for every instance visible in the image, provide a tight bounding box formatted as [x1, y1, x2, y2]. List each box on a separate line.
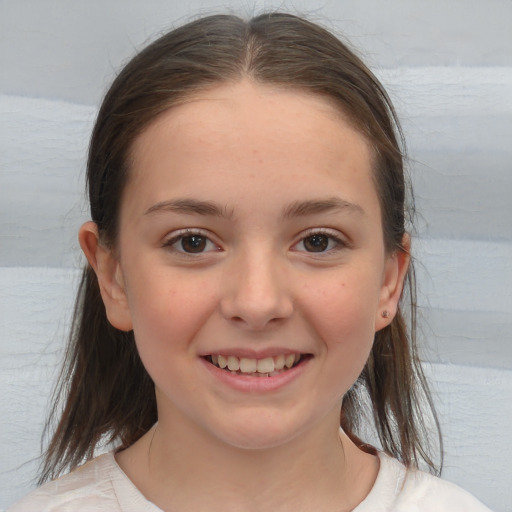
[85, 80, 408, 450]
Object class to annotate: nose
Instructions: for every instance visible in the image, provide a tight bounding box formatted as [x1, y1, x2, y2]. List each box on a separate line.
[220, 250, 294, 330]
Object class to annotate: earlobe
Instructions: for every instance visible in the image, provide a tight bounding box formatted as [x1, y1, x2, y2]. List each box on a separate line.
[78, 222, 133, 331]
[375, 234, 411, 331]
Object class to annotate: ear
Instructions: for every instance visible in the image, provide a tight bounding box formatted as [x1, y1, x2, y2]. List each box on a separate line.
[375, 234, 411, 332]
[78, 221, 133, 331]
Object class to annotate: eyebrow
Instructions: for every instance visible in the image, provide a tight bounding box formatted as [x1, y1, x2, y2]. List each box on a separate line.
[282, 197, 364, 219]
[144, 196, 364, 219]
[144, 199, 234, 218]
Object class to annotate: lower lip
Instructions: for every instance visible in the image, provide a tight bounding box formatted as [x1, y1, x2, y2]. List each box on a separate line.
[200, 357, 310, 393]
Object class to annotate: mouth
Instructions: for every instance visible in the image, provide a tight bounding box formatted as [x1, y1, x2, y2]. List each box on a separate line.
[203, 353, 311, 377]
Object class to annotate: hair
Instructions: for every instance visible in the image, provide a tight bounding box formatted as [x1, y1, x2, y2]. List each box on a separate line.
[40, 12, 442, 483]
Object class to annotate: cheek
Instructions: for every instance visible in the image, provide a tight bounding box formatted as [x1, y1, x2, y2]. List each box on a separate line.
[124, 273, 221, 398]
[301, 271, 381, 353]
[125, 271, 220, 353]
[310, 269, 381, 315]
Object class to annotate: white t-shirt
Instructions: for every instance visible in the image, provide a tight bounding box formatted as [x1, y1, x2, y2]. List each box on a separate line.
[8, 451, 492, 511]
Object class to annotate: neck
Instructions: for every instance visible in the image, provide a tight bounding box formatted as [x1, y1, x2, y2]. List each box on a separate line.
[116, 412, 379, 512]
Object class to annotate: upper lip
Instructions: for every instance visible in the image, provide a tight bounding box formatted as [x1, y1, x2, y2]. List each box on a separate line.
[198, 348, 310, 359]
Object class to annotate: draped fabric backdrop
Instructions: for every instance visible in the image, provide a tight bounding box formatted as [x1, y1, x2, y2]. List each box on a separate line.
[1, 1, 511, 510]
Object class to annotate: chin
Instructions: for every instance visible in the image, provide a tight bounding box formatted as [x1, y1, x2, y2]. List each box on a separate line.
[204, 410, 318, 452]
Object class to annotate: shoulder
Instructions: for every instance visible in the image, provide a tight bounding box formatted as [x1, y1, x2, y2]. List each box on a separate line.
[399, 464, 492, 511]
[356, 452, 493, 512]
[8, 452, 123, 512]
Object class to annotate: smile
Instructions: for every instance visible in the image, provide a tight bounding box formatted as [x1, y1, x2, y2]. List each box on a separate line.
[205, 353, 309, 377]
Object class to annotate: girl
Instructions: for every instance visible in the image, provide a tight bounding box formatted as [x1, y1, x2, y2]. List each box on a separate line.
[10, 12, 492, 512]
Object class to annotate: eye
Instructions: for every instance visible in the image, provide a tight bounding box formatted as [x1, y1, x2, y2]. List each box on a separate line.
[293, 230, 345, 254]
[302, 234, 331, 252]
[163, 230, 220, 254]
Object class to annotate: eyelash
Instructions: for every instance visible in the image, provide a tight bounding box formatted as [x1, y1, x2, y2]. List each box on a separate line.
[292, 228, 348, 255]
[162, 229, 220, 255]
[161, 228, 348, 256]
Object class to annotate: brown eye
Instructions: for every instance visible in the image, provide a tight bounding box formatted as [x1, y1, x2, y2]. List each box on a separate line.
[165, 231, 219, 255]
[303, 234, 329, 252]
[294, 231, 346, 254]
[180, 235, 207, 253]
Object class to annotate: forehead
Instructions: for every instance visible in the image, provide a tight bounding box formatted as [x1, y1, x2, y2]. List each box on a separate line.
[135, 82, 351, 146]
[124, 80, 379, 219]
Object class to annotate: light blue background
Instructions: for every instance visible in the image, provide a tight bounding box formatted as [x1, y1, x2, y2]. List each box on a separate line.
[1, 1, 511, 510]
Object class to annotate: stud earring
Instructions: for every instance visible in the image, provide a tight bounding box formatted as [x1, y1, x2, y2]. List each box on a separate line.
[381, 310, 390, 318]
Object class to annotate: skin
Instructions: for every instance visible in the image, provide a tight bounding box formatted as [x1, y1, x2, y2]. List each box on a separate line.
[80, 80, 410, 511]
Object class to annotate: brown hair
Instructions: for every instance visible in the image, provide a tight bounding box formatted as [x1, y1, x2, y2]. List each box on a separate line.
[40, 12, 442, 483]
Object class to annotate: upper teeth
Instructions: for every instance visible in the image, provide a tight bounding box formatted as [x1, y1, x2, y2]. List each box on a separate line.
[212, 354, 300, 374]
